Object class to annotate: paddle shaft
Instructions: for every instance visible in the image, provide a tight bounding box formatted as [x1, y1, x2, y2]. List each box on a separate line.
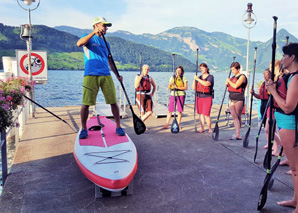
[23, 95, 77, 132]
[101, 33, 133, 107]
[258, 16, 278, 211]
[139, 52, 142, 118]
[194, 48, 199, 132]
[248, 47, 258, 126]
[215, 56, 235, 124]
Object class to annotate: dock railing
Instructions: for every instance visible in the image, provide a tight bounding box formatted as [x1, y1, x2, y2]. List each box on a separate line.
[1, 94, 31, 187]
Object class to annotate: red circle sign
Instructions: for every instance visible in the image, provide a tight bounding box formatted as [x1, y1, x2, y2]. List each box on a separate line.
[20, 53, 45, 75]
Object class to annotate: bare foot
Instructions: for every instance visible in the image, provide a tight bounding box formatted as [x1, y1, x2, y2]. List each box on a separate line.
[277, 199, 296, 208]
[286, 170, 292, 175]
[263, 144, 268, 149]
[208, 129, 212, 133]
[272, 151, 279, 157]
[280, 159, 290, 166]
[198, 129, 205, 133]
[160, 125, 169, 129]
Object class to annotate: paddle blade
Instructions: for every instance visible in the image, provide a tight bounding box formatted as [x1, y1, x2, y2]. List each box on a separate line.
[257, 174, 270, 210]
[171, 119, 179, 134]
[243, 127, 250, 147]
[212, 123, 219, 141]
[132, 112, 146, 135]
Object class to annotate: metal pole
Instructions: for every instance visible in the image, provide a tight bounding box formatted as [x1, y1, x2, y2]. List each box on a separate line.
[245, 27, 251, 117]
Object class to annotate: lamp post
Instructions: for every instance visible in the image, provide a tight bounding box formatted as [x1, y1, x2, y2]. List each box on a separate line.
[242, 3, 257, 118]
[17, 0, 40, 117]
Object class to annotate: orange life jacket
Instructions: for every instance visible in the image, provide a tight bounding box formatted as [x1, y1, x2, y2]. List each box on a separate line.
[196, 76, 211, 94]
[227, 74, 247, 93]
[136, 75, 151, 92]
[259, 82, 269, 100]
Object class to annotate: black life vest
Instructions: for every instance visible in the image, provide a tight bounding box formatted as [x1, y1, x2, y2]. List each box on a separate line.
[196, 75, 212, 94]
[136, 75, 151, 93]
[259, 82, 269, 100]
[227, 74, 247, 93]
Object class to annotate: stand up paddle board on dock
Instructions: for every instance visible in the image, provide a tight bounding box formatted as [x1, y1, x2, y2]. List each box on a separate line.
[74, 115, 137, 198]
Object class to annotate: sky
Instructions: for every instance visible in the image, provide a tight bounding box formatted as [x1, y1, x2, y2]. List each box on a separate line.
[1, 0, 298, 42]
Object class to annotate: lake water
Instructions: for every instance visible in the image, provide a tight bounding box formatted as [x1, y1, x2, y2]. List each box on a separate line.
[34, 70, 264, 110]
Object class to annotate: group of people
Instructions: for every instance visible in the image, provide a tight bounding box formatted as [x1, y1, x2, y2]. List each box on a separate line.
[76, 16, 298, 211]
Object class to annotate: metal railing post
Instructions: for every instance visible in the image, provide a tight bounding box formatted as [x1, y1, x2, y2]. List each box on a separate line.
[1, 130, 8, 186]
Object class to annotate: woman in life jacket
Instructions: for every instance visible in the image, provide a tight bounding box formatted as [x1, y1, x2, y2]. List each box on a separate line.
[161, 66, 188, 130]
[225, 62, 247, 140]
[251, 68, 282, 156]
[192, 63, 214, 133]
[266, 43, 298, 210]
[134, 64, 156, 125]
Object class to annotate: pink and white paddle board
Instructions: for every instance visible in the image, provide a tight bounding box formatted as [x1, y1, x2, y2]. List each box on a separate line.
[74, 116, 137, 192]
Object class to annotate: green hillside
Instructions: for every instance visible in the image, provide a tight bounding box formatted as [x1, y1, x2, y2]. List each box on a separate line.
[0, 23, 195, 72]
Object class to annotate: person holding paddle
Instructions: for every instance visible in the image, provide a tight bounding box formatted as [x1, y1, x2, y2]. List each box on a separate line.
[225, 62, 247, 140]
[192, 63, 214, 133]
[266, 43, 298, 211]
[77, 17, 125, 139]
[134, 64, 156, 124]
[161, 66, 188, 130]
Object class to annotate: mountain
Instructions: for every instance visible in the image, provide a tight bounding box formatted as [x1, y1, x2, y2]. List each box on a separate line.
[55, 25, 298, 72]
[0, 23, 195, 71]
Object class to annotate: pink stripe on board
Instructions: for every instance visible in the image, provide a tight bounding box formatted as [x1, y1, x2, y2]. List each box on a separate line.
[99, 117, 129, 147]
[79, 116, 129, 147]
[79, 117, 105, 147]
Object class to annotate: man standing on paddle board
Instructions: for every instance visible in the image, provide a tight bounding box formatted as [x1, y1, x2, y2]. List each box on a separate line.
[77, 17, 125, 139]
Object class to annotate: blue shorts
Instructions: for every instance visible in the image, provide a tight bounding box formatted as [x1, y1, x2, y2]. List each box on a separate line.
[275, 111, 297, 130]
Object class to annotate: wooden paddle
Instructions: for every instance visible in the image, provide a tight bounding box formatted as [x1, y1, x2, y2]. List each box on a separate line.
[101, 33, 146, 135]
[257, 16, 278, 211]
[23, 95, 77, 133]
[194, 48, 199, 132]
[243, 47, 258, 147]
[254, 97, 271, 162]
[212, 56, 235, 141]
[171, 53, 179, 134]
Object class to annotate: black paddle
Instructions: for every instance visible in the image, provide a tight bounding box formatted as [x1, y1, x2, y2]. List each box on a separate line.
[212, 56, 235, 141]
[263, 119, 277, 169]
[138, 52, 142, 118]
[257, 16, 278, 211]
[23, 95, 77, 133]
[243, 47, 258, 147]
[101, 33, 146, 135]
[171, 53, 179, 134]
[268, 146, 283, 190]
[254, 96, 271, 162]
[194, 48, 199, 132]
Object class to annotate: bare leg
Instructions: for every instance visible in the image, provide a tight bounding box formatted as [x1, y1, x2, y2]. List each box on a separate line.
[199, 114, 205, 132]
[111, 103, 121, 128]
[177, 111, 182, 127]
[81, 105, 90, 130]
[229, 101, 243, 138]
[161, 111, 172, 129]
[205, 115, 212, 133]
[277, 129, 298, 210]
[141, 111, 153, 122]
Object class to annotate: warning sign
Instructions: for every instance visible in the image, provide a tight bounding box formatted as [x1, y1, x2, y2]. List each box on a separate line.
[16, 50, 48, 83]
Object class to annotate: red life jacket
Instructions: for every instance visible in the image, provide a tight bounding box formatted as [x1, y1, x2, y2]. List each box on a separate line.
[273, 71, 298, 113]
[227, 74, 247, 93]
[196, 76, 211, 94]
[259, 82, 269, 100]
[136, 75, 151, 92]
